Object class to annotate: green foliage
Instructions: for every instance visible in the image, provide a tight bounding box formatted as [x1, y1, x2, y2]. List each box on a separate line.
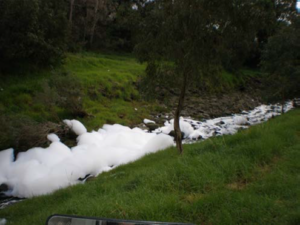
[63, 52, 153, 129]
[0, 0, 68, 70]
[1, 109, 299, 224]
[261, 17, 300, 101]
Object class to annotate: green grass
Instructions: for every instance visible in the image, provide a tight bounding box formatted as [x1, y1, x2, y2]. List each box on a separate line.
[1, 109, 299, 224]
[0, 52, 164, 151]
[217, 69, 263, 91]
[63, 52, 153, 129]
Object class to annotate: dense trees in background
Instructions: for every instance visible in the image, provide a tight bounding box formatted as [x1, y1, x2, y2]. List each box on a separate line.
[0, 0, 144, 70]
[0, 0, 69, 70]
[67, 0, 147, 51]
[262, 16, 300, 106]
[1, 0, 297, 70]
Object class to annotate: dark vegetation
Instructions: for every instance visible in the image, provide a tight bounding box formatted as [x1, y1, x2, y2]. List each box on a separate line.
[0, 109, 299, 224]
[0, 0, 68, 70]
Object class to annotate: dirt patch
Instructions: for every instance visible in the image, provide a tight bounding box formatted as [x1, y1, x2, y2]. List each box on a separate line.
[182, 193, 205, 203]
[226, 179, 249, 191]
[257, 157, 281, 176]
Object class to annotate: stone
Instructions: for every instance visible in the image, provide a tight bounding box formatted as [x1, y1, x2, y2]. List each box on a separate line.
[192, 135, 203, 141]
[0, 184, 8, 193]
[145, 123, 159, 132]
[168, 131, 185, 140]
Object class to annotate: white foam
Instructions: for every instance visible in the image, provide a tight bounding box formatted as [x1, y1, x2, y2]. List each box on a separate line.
[233, 116, 248, 125]
[143, 119, 155, 124]
[47, 134, 60, 142]
[152, 101, 294, 142]
[63, 119, 87, 135]
[0, 123, 173, 198]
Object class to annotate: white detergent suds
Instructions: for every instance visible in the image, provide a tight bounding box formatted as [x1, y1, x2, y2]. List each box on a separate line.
[0, 124, 173, 198]
[0, 101, 294, 198]
[153, 101, 294, 141]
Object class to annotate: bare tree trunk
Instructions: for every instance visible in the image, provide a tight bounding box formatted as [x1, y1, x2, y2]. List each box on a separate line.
[174, 73, 188, 154]
[83, 0, 88, 43]
[69, 0, 75, 26]
[90, 0, 100, 45]
[281, 94, 285, 114]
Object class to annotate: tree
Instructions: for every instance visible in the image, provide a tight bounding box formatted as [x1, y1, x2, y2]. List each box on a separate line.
[261, 16, 300, 108]
[69, 0, 76, 26]
[0, 0, 68, 71]
[135, 0, 269, 153]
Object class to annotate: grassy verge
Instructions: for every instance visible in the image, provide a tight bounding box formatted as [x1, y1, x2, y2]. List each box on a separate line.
[1, 109, 299, 224]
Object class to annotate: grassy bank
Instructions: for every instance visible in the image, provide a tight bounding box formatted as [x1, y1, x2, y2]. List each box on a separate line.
[0, 52, 162, 151]
[1, 109, 299, 224]
[0, 52, 153, 128]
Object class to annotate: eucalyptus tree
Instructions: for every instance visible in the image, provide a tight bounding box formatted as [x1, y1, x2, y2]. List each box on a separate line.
[135, 0, 271, 153]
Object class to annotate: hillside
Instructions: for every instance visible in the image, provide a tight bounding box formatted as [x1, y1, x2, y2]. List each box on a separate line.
[0, 52, 162, 153]
[0, 109, 299, 224]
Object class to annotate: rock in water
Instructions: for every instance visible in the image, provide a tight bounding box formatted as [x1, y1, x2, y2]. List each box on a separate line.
[168, 131, 185, 140]
[145, 123, 160, 132]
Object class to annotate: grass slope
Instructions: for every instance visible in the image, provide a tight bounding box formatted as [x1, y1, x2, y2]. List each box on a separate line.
[0, 52, 153, 128]
[1, 109, 299, 224]
[0, 52, 163, 151]
[64, 52, 153, 129]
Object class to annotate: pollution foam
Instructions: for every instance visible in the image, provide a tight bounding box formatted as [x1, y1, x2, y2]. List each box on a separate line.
[0, 123, 173, 198]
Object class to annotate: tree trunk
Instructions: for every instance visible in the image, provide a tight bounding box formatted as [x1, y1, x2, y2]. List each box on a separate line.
[174, 73, 188, 154]
[83, 0, 88, 43]
[90, 0, 100, 45]
[281, 94, 285, 114]
[69, 0, 75, 26]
